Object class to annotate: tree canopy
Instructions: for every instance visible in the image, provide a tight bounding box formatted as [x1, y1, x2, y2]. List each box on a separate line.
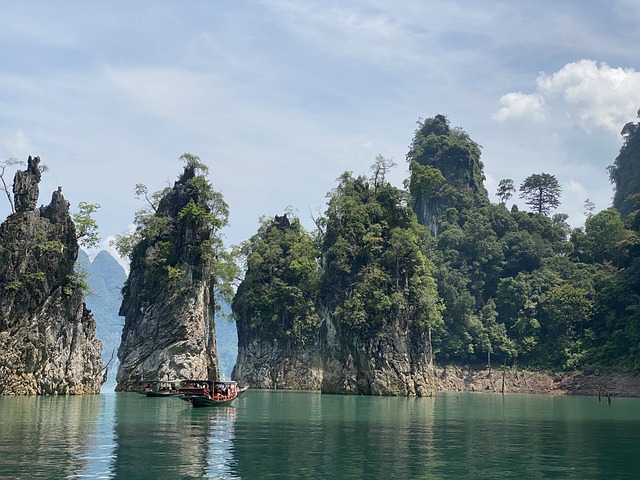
[229, 113, 640, 373]
[609, 110, 640, 218]
[232, 213, 321, 345]
[519, 173, 562, 215]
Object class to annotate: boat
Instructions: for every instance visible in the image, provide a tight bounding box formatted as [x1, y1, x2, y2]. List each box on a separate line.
[177, 380, 247, 407]
[142, 381, 179, 397]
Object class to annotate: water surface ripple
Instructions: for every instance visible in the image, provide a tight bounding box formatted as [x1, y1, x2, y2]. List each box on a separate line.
[1, 390, 638, 479]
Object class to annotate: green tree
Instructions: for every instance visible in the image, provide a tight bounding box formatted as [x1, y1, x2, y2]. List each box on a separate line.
[519, 173, 562, 215]
[370, 154, 396, 188]
[496, 178, 515, 205]
[232, 213, 321, 344]
[404, 161, 445, 210]
[73, 202, 101, 249]
[582, 208, 626, 265]
[609, 110, 640, 218]
[583, 198, 596, 221]
[540, 283, 592, 369]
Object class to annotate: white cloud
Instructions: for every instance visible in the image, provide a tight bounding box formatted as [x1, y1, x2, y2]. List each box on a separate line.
[537, 60, 640, 133]
[493, 92, 546, 123]
[495, 60, 640, 134]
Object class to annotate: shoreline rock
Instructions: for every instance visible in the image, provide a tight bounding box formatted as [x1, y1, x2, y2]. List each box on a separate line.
[434, 365, 640, 398]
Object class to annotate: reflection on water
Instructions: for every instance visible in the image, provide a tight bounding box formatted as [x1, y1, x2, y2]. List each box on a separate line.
[1, 390, 640, 479]
[0, 394, 113, 479]
[232, 391, 436, 479]
[112, 394, 237, 479]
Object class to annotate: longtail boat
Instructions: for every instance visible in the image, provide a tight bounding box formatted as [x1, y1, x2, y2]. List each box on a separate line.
[142, 381, 179, 397]
[177, 380, 247, 407]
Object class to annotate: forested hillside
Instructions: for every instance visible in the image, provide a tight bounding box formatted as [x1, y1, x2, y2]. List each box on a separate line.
[234, 114, 640, 376]
[407, 114, 640, 371]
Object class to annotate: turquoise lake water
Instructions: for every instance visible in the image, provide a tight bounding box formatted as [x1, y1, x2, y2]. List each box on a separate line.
[0, 390, 639, 479]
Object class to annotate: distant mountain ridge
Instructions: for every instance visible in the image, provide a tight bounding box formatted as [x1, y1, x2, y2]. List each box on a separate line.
[78, 249, 126, 389]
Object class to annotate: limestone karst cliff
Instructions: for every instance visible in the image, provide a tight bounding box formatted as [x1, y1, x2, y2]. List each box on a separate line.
[232, 213, 324, 389]
[233, 173, 442, 397]
[407, 114, 489, 235]
[0, 156, 104, 395]
[116, 157, 230, 391]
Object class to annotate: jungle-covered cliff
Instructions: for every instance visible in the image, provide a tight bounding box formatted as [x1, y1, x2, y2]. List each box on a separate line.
[0, 156, 104, 395]
[406, 115, 640, 372]
[115, 154, 234, 391]
[233, 113, 640, 395]
[232, 214, 323, 389]
[233, 158, 443, 396]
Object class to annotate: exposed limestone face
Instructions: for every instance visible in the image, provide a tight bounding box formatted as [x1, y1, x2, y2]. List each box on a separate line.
[115, 165, 220, 391]
[0, 162, 104, 395]
[116, 272, 217, 390]
[233, 311, 435, 396]
[12, 155, 41, 212]
[232, 340, 323, 390]
[320, 317, 435, 397]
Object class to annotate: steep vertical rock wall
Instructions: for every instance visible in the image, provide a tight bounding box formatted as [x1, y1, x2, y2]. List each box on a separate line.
[233, 310, 435, 396]
[320, 315, 435, 396]
[116, 165, 219, 391]
[0, 156, 104, 395]
[232, 329, 323, 390]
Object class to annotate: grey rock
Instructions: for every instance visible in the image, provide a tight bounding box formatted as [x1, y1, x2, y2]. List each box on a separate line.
[0, 160, 104, 395]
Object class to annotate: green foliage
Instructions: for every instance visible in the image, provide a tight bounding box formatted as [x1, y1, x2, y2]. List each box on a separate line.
[229, 113, 640, 374]
[519, 173, 562, 216]
[415, 114, 640, 371]
[115, 153, 236, 312]
[496, 179, 515, 205]
[178, 198, 222, 228]
[62, 267, 91, 296]
[404, 161, 445, 210]
[406, 114, 489, 215]
[539, 283, 592, 369]
[73, 202, 101, 249]
[36, 240, 65, 254]
[609, 111, 640, 218]
[25, 271, 47, 283]
[5, 280, 23, 292]
[321, 167, 443, 336]
[232, 213, 321, 344]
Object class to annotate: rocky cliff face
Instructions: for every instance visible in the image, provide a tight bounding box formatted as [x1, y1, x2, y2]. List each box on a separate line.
[319, 315, 435, 396]
[233, 312, 434, 396]
[233, 317, 323, 389]
[116, 164, 220, 391]
[0, 156, 104, 395]
[232, 203, 439, 397]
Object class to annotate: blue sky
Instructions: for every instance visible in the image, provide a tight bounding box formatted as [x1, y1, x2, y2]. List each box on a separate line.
[2, 1, 640, 264]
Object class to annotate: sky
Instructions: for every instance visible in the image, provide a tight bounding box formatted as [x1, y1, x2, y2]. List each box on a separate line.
[2, 1, 640, 267]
